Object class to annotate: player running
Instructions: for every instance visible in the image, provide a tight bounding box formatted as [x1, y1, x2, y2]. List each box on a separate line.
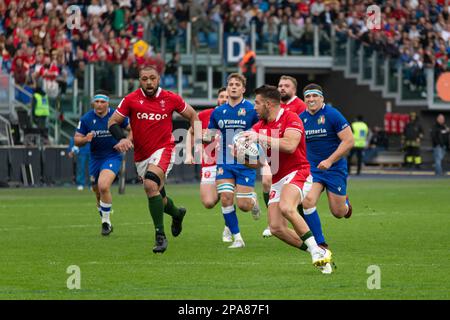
[74, 90, 130, 236]
[300, 83, 354, 223]
[261, 75, 309, 238]
[235, 85, 332, 272]
[184, 87, 227, 209]
[206, 73, 261, 249]
[108, 66, 201, 254]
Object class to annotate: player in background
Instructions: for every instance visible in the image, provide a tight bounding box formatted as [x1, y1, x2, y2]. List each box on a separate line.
[185, 88, 233, 240]
[235, 85, 332, 272]
[206, 73, 261, 249]
[74, 91, 131, 236]
[108, 66, 201, 254]
[300, 83, 354, 225]
[261, 75, 309, 238]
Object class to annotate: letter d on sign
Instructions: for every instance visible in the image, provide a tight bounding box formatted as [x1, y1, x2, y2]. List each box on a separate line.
[66, 265, 81, 290]
[227, 36, 245, 63]
[366, 265, 381, 290]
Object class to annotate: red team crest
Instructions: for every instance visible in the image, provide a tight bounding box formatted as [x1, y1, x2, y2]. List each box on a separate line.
[269, 190, 276, 200]
[203, 171, 211, 179]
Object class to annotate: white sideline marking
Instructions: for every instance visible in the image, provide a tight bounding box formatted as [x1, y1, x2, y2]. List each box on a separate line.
[0, 222, 150, 232]
[0, 222, 221, 232]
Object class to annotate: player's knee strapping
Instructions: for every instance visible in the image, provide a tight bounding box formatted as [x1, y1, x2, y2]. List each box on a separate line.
[236, 192, 257, 205]
[217, 183, 235, 194]
[145, 171, 161, 186]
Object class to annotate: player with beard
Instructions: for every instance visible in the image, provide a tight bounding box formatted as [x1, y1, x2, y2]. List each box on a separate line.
[234, 85, 333, 273]
[261, 75, 327, 248]
[108, 66, 201, 254]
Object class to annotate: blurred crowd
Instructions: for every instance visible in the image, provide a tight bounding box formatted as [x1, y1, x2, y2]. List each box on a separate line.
[0, 0, 449, 96]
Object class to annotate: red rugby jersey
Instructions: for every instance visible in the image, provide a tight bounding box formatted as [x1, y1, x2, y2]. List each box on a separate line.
[252, 109, 310, 183]
[280, 96, 307, 114]
[116, 87, 187, 162]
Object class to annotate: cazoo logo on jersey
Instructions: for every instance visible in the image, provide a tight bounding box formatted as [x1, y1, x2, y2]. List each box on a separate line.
[136, 112, 168, 121]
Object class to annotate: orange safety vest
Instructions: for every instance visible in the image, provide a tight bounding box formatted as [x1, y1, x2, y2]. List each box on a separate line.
[239, 50, 256, 74]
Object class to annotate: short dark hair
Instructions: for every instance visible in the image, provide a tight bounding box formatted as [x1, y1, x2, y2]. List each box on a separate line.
[94, 89, 109, 96]
[217, 87, 227, 95]
[139, 65, 159, 76]
[303, 83, 324, 95]
[254, 85, 281, 103]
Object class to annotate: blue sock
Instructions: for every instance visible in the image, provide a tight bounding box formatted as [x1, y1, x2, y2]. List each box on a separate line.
[222, 205, 240, 234]
[303, 207, 326, 245]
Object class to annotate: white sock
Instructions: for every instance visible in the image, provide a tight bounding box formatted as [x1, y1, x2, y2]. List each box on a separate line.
[304, 235, 321, 254]
[100, 201, 112, 225]
[233, 232, 243, 241]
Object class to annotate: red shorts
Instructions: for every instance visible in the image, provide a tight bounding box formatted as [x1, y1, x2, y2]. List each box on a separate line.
[268, 169, 312, 204]
[135, 146, 175, 178]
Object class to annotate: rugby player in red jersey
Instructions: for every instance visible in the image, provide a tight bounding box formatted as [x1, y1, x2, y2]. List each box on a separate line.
[108, 66, 201, 254]
[261, 75, 308, 238]
[235, 85, 333, 272]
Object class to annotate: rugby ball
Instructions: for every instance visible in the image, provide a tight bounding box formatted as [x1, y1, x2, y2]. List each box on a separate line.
[233, 131, 262, 163]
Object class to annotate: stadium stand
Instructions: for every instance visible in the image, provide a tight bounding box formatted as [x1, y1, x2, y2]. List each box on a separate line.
[0, 0, 448, 185]
[1, 1, 448, 99]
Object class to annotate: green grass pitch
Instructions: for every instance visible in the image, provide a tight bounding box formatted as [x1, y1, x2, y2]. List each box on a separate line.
[0, 178, 449, 300]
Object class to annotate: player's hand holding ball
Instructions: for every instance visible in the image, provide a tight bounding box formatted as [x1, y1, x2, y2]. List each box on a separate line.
[231, 131, 263, 169]
[240, 130, 258, 143]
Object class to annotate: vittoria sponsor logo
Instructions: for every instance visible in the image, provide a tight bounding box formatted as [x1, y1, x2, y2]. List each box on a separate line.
[305, 128, 327, 136]
[136, 112, 168, 120]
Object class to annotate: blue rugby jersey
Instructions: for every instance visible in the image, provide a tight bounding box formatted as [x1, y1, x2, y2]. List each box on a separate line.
[208, 98, 259, 165]
[76, 108, 129, 159]
[300, 104, 349, 172]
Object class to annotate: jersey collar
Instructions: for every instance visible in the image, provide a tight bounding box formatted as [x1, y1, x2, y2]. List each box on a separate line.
[94, 107, 110, 119]
[266, 108, 284, 123]
[307, 103, 326, 116]
[275, 108, 284, 122]
[286, 96, 297, 105]
[140, 87, 162, 98]
[228, 98, 245, 108]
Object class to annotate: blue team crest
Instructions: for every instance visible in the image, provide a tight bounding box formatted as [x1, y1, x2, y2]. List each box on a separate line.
[218, 167, 224, 176]
[238, 108, 246, 117]
[318, 115, 326, 125]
